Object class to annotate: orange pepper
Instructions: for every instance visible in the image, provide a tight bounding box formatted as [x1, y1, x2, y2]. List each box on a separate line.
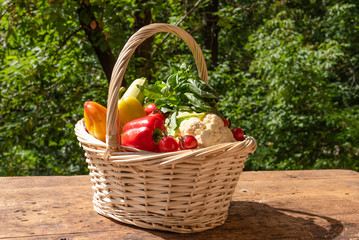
[84, 101, 108, 142]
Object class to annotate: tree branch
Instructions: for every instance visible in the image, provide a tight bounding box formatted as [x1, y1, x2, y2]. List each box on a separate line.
[76, 1, 117, 84]
[58, 27, 83, 54]
[141, 0, 203, 75]
[100, 0, 106, 29]
[201, 0, 219, 68]
[152, 0, 203, 58]
[225, 0, 255, 11]
[0, 2, 14, 19]
[133, 0, 153, 78]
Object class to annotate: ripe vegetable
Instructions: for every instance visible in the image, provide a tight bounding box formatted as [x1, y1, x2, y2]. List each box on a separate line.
[232, 127, 244, 141]
[121, 77, 147, 104]
[178, 113, 235, 148]
[118, 96, 147, 128]
[166, 111, 206, 137]
[149, 112, 166, 121]
[222, 118, 229, 128]
[144, 103, 159, 115]
[84, 101, 107, 142]
[158, 137, 179, 152]
[179, 135, 198, 150]
[121, 114, 166, 151]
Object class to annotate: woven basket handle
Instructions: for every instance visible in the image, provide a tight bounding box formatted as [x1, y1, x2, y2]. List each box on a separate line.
[105, 23, 208, 158]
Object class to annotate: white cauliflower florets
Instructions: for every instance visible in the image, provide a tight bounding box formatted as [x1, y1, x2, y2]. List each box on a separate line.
[179, 117, 205, 136]
[203, 113, 225, 130]
[178, 113, 235, 148]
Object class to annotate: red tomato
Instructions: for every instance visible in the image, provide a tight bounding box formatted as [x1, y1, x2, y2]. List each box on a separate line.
[232, 127, 244, 141]
[144, 103, 159, 115]
[222, 118, 229, 127]
[158, 137, 179, 152]
[179, 135, 198, 150]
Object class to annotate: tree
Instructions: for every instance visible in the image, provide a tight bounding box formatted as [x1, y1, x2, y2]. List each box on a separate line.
[133, 0, 153, 78]
[215, 2, 359, 171]
[0, 0, 358, 176]
[76, 0, 117, 84]
[201, 0, 219, 68]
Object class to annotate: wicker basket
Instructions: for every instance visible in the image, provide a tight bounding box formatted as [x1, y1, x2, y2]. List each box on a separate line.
[75, 23, 257, 233]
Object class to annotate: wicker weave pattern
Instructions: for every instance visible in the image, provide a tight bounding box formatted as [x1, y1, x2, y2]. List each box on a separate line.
[75, 23, 257, 233]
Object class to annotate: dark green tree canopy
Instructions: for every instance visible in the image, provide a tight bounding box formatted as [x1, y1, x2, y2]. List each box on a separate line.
[0, 0, 358, 176]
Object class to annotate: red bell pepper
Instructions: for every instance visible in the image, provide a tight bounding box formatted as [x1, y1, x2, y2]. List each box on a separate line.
[149, 112, 166, 121]
[121, 114, 166, 151]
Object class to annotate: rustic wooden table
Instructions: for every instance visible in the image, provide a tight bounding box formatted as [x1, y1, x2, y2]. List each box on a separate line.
[1, 170, 358, 240]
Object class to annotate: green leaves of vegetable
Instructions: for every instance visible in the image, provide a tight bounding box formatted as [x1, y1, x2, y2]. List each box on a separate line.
[184, 93, 216, 113]
[142, 64, 219, 114]
[188, 78, 218, 100]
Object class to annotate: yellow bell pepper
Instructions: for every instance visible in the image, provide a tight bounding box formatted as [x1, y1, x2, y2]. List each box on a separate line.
[118, 96, 147, 127]
[84, 101, 107, 142]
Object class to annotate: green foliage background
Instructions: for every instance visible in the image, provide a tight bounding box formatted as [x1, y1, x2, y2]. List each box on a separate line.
[1, 0, 358, 176]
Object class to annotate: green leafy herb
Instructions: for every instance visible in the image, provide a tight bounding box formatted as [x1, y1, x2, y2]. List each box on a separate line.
[141, 64, 219, 114]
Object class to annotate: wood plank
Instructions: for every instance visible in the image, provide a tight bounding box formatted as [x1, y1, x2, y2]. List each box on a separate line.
[0, 170, 358, 239]
[235, 170, 359, 240]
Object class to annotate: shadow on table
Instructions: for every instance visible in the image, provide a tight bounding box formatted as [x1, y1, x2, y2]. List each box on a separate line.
[145, 201, 344, 240]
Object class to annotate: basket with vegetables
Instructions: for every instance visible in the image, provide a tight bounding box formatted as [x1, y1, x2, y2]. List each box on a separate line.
[75, 23, 257, 233]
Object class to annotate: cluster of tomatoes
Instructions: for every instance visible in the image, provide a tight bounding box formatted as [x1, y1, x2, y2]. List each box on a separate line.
[221, 118, 245, 142]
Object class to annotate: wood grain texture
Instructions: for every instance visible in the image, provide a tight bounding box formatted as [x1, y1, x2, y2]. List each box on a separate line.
[0, 170, 358, 240]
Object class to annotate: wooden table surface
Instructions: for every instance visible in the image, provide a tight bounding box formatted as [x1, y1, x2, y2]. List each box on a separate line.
[1, 170, 358, 240]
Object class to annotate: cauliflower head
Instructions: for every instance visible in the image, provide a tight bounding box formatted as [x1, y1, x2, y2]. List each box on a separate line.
[178, 113, 235, 148]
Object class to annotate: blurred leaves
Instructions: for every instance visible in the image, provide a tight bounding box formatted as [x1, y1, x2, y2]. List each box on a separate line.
[0, 0, 358, 175]
[214, 3, 359, 171]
